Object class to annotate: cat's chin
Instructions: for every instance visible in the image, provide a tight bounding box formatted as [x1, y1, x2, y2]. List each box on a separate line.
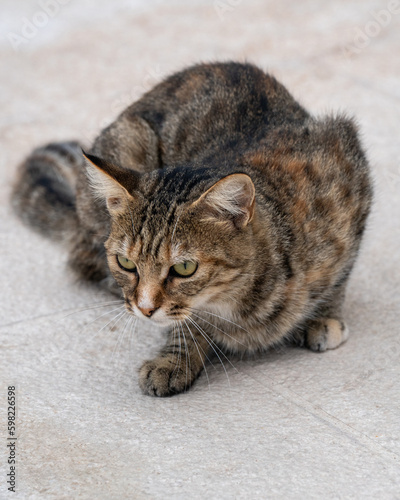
[150, 318, 176, 327]
[128, 311, 179, 328]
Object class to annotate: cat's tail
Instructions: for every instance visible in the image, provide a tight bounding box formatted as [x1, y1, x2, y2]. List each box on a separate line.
[11, 141, 84, 241]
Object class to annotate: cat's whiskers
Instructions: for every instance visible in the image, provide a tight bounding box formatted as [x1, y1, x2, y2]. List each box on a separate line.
[111, 311, 134, 366]
[189, 311, 248, 349]
[179, 322, 191, 390]
[61, 300, 125, 319]
[172, 323, 182, 377]
[189, 307, 251, 334]
[170, 322, 177, 356]
[85, 306, 127, 344]
[170, 322, 185, 386]
[184, 324, 192, 387]
[75, 308, 127, 368]
[171, 322, 183, 381]
[187, 315, 237, 371]
[185, 316, 237, 387]
[120, 315, 137, 374]
[70, 304, 127, 349]
[183, 319, 216, 368]
[82, 304, 126, 331]
[183, 319, 211, 390]
[128, 316, 139, 375]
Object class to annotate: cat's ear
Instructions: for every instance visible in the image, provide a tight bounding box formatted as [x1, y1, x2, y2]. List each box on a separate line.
[82, 151, 136, 215]
[192, 173, 255, 229]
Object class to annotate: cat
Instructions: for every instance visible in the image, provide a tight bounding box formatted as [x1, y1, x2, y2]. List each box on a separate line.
[12, 62, 372, 396]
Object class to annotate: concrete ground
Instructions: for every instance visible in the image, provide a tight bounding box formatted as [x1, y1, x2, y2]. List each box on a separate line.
[1, 0, 400, 498]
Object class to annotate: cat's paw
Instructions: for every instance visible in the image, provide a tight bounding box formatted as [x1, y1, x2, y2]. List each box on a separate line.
[139, 358, 193, 397]
[305, 318, 349, 352]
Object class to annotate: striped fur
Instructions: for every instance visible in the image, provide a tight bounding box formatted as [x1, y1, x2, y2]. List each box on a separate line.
[12, 62, 373, 396]
[12, 141, 83, 240]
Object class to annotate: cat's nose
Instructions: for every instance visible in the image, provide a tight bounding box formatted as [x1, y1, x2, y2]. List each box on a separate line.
[139, 306, 158, 317]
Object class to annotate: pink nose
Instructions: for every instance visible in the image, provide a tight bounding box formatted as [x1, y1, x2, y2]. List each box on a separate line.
[138, 307, 157, 317]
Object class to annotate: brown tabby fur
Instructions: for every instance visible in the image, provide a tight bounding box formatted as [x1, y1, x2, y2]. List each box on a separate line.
[12, 62, 372, 396]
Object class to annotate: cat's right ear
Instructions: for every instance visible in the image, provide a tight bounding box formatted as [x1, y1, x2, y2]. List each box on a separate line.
[82, 151, 136, 215]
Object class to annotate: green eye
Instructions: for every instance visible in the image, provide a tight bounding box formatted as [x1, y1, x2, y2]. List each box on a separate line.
[117, 255, 136, 272]
[171, 261, 198, 277]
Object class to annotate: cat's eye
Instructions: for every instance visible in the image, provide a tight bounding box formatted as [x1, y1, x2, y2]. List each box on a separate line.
[171, 261, 198, 277]
[117, 255, 136, 272]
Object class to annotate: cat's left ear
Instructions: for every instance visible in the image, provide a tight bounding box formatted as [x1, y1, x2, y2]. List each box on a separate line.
[82, 152, 137, 215]
[191, 173, 255, 229]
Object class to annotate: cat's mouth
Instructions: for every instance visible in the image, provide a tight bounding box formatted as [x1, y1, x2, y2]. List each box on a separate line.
[124, 300, 189, 326]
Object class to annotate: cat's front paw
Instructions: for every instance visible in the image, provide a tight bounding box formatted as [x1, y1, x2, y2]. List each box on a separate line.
[139, 358, 193, 397]
[305, 318, 349, 352]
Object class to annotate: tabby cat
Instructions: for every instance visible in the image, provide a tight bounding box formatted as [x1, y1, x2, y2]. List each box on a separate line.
[12, 62, 372, 396]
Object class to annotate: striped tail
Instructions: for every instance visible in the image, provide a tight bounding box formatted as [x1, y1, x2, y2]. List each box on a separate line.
[11, 141, 84, 241]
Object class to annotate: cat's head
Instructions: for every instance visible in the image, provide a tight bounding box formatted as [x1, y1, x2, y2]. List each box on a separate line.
[84, 153, 256, 326]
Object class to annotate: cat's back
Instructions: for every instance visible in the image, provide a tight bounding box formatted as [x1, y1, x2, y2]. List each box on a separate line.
[122, 62, 309, 164]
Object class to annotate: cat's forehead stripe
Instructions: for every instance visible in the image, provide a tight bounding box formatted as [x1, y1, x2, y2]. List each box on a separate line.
[138, 182, 184, 257]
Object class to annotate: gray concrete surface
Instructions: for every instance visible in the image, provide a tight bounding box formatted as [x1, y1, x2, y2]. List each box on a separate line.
[1, 1, 400, 498]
